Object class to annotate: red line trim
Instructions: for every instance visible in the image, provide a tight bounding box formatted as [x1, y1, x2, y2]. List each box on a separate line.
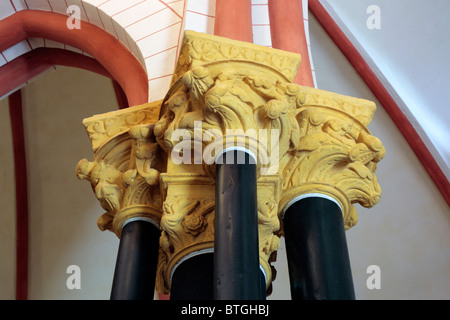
[144, 45, 177, 60]
[97, 0, 110, 8]
[80, 1, 90, 23]
[46, 0, 53, 11]
[186, 10, 215, 18]
[9, 90, 29, 300]
[10, 0, 17, 12]
[309, 0, 450, 206]
[174, 0, 187, 71]
[96, 7, 106, 29]
[135, 21, 181, 43]
[124, 7, 167, 29]
[158, 0, 182, 19]
[148, 73, 173, 81]
[111, 0, 145, 17]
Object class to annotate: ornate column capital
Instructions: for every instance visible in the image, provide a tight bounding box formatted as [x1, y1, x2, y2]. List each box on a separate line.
[75, 101, 164, 238]
[153, 31, 385, 293]
[76, 31, 385, 297]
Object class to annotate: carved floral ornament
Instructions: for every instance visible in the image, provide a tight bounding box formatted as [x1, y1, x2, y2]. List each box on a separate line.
[75, 31, 385, 296]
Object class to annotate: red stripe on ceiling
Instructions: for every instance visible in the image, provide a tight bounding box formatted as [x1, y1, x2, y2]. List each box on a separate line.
[309, 0, 450, 206]
[9, 90, 29, 300]
[0, 48, 113, 98]
[158, 0, 183, 19]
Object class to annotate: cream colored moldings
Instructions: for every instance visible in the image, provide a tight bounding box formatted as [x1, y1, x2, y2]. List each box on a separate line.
[173, 30, 301, 84]
[83, 100, 161, 152]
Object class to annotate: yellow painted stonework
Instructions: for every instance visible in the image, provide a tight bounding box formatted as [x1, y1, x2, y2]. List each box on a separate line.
[76, 31, 385, 296]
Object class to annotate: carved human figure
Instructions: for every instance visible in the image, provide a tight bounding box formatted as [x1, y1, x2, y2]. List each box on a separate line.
[76, 159, 125, 214]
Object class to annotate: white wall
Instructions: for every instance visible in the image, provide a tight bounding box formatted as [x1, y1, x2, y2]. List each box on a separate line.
[288, 13, 450, 300]
[0, 67, 124, 299]
[324, 0, 450, 181]
[23, 67, 122, 299]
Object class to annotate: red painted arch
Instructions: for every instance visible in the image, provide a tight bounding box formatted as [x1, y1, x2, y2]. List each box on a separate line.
[0, 10, 148, 106]
[0, 47, 113, 97]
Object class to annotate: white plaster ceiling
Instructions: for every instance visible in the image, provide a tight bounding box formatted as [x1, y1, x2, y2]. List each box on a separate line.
[321, 0, 450, 181]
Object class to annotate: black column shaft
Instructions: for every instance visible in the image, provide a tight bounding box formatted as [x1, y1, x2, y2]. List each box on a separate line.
[110, 220, 160, 300]
[170, 252, 214, 300]
[283, 197, 355, 300]
[214, 150, 262, 300]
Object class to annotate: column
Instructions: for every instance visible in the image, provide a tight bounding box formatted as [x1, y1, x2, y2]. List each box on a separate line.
[75, 103, 163, 300]
[110, 219, 161, 300]
[214, 149, 263, 300]
[268, 0, 314, 86]
[283, 195, 355, 300]
[155, 173, 216, 298]
[170, 251, 214, 300]
[214, 0, 253, 42]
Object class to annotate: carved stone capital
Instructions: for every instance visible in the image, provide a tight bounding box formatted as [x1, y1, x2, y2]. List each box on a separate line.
[82, 101, 161, 152]
[76, 31, 385, 297]
[152, 31, 385, 293]
[76, 102, 164, 237]
[154, 173, 282, 295]
[156, 174, 215, 294]
[279, 105, 385, 229]
[155, 31, 385, 229]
